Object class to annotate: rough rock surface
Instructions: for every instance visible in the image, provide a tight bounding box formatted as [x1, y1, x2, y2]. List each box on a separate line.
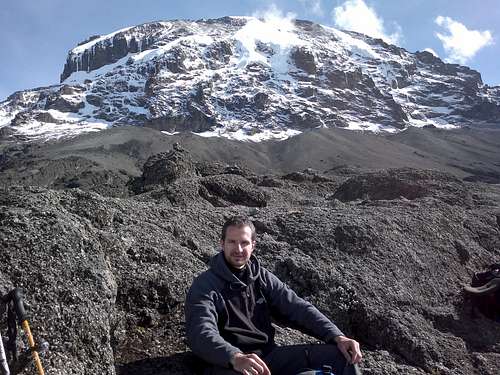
[331, 169, 473, 206]
[1, 147, 499, 375]
[140, 144, 198, 189]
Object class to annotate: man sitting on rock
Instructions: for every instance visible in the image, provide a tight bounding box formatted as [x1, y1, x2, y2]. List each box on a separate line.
[185, 216, 362, 375]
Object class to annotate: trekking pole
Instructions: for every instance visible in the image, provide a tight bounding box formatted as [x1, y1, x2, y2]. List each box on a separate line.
[9, 289, 45, 375]
[0, 293, 11, 375]
[0, 331, 10, 375]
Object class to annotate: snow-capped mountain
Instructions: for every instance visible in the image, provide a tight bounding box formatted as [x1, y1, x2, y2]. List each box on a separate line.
[1, 16, 499, 141]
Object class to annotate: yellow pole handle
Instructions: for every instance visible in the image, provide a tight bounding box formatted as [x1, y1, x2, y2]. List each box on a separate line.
[21, 320, 45, 375]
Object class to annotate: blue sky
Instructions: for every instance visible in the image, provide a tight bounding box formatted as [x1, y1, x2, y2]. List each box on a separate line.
[1, 0, 498, 101]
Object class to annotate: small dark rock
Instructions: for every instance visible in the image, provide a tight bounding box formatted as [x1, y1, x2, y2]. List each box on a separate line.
[454, 240, 470, 264]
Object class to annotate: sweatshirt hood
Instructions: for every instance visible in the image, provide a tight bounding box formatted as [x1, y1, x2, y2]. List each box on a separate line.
[210, 251, 260, 288]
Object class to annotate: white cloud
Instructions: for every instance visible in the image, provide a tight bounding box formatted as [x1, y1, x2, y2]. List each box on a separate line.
[435, 16, 493, 64]
[423, 47, 438, 57]
[298, 0, 324, 17]
[331, 0, 401, 44]
[252, 4, 297, 26]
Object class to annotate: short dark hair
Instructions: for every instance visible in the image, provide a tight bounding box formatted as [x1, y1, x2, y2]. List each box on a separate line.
[221, 216, 256, 241]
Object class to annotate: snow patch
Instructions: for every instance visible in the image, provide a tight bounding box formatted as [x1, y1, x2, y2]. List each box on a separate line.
[161, 131, 180, 136]
[323, 26, 380, 60]
[46, 109, 81, 122]
[193, 127, 302, 142]
[345, 121, 398, 133]
[132, 34, 213, 64]
[0, 107, 17, 128]
[64, 58, 128, 84]
[407, 115, 459, 129]
[11, 119, 110, 140]
[71, 26, 134, 55]
[232, 16, 305, 75]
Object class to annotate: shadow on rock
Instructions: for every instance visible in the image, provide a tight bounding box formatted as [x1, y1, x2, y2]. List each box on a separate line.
[331, 168, 472, 206]
[425, 304, 500, 352]
[116, 352, 202, 375]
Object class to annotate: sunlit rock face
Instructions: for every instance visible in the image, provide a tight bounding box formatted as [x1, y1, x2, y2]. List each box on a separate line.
[1, 16, 499, 141]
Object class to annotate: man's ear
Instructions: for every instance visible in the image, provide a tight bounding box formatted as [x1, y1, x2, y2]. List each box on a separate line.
[220, 239, 225, 249]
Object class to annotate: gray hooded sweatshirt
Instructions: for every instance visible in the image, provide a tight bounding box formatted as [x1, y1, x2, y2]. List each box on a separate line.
[185, 252, 344, 368]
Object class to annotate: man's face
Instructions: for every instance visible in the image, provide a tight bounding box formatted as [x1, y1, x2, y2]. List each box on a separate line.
[221, 225, 255, 269]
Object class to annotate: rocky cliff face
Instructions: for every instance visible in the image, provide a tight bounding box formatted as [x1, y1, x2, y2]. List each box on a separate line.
[1, 147, 499, 375]
[1, 16, 499, 141]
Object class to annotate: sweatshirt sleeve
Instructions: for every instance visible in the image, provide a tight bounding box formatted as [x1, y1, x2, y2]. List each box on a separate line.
[262, 268, 344, 342]
[185, 277, 242, 368]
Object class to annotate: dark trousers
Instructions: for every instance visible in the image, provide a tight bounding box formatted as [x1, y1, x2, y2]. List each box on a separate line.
[204, 344, 359, 375]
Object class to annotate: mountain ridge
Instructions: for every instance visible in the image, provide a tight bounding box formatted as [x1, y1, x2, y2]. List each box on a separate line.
[1, 16, 499, 142]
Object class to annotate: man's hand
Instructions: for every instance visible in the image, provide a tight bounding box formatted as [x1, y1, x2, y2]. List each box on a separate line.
[230, 352, 271, 375]
[334, 335, 362, 364]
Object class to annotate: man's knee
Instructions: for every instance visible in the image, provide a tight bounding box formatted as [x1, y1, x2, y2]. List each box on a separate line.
[309, 344, 362, 375]
[264, 344, 349, 375]
[306, 344, 349, 372]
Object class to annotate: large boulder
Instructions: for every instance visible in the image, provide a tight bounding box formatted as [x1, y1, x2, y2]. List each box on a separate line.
[140, 145, 198, 188]
[331, 168, 472, 205]
[199, 174, 268, 207]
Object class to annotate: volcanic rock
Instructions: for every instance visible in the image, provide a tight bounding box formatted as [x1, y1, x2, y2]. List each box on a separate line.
[291, 46, 317, 75]
[2, 149, 499, 375]
[199, 174, 268, 207]
[331, 168, 472, 205]
[139, 146, 197, 189]
[45, 94, 84, 113]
